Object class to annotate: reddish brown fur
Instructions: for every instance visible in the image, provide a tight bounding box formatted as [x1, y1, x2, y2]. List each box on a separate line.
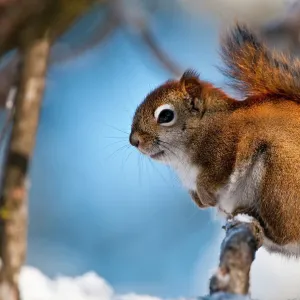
[221, 24, 300, 101]
[130, 23, 300, 250]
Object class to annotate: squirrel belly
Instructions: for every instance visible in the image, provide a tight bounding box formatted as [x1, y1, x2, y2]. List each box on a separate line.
[215, 155, 265, 216]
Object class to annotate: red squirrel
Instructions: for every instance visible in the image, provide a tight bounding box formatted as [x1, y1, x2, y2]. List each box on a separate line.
[129, 23, 300, 257]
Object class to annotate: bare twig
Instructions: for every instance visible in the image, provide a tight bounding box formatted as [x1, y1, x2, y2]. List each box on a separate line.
[52, 0, 182, 75]
[0, 35, 50, 300]
[111, 0, 182, 77]
[51, 10, 118, 64]
[199, 215, 263, 300]
[138, 27, 182, 77]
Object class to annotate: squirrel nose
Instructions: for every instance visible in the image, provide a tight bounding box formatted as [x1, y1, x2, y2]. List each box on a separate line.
[129, 132, 140, 148]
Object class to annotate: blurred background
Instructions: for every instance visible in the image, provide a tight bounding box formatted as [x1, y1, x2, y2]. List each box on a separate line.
[1, 0, 300, 299]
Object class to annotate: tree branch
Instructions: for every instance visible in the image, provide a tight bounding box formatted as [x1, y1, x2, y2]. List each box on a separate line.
[51, 11, 118, 64]
[111, 0, 182, 77]
[0, 35, 50, 300]
[138, 27, 182, 77]
[199, 215, 263, 300]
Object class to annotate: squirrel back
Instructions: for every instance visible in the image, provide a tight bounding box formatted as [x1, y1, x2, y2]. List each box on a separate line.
[221, 24, 300, 101]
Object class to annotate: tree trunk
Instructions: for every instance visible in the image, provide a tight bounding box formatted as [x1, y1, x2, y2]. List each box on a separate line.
[0, 35, 50, 300]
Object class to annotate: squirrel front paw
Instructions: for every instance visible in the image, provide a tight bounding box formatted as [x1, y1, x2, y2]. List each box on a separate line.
[189, 190, 216, 208]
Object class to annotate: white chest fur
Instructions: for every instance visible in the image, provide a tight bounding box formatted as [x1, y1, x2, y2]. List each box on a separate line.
[167, 152, 300, 256]
[168, 151, 300, 257]
[168, 156, 199, 191]
[216, 156, 265, 215]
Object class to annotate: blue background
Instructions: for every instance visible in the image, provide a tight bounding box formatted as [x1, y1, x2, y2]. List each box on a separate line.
[24, 3, 226, 298]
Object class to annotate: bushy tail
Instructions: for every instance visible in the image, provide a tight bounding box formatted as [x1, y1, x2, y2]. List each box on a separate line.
[220, 23, 300, 100]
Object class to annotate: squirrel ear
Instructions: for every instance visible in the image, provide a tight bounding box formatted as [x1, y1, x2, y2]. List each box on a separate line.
[180, 69, 201, 96]
[180, 69, 204, 114]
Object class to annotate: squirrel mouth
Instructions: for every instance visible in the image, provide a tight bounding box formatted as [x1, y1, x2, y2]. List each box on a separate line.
[150, 151, 165, 159]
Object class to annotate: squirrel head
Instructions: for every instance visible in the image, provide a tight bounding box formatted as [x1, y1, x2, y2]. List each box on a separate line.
[129, 69, 230, 163]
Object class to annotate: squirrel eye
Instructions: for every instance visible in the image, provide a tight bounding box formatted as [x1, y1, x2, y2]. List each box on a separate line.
[154, 104, 177, 126]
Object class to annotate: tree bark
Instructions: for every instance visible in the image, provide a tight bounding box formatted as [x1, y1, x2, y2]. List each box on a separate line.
[0, 35, 50, 300]
[199, 215, 264, 300]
